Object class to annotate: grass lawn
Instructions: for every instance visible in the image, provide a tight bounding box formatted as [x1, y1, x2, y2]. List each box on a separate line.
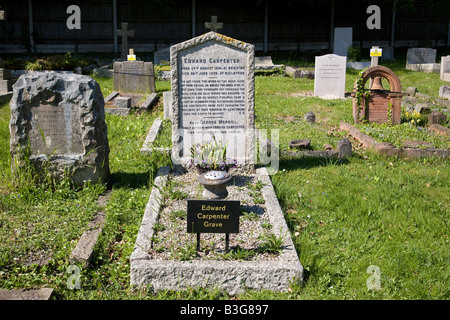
[0, 57, 448, 300]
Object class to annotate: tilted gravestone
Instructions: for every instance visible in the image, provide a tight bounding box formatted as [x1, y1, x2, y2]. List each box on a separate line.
[9, 72, 110, 186]
[314, 54, 347, 99]
[170, 31, 256, 171]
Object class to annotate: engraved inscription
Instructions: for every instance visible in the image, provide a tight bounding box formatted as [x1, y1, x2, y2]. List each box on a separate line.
[178, 41, 248, 158]
[29, 103, 83, 156]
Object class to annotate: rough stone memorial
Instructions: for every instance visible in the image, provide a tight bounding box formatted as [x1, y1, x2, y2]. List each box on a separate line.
[314, 54, 346, 99]
[113, 60, 156, 94]
[9, 72, 110, 186]
[170, 31, 256, 170]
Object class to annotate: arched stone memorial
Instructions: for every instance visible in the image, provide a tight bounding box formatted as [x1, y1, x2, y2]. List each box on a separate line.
[352, 65, 403, 125]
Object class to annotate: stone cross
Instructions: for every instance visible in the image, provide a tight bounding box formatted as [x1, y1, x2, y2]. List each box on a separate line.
[116, 23, 134, 60]
[205, 16, 223, 32]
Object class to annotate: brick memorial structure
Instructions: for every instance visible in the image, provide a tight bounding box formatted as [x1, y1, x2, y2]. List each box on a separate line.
[352, 65, 404, 125]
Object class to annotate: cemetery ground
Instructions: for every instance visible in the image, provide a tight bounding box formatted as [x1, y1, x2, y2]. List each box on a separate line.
[0, 53, 449, 300]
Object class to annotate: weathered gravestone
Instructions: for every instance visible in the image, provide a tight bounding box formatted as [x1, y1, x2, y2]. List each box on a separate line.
[9, 72, 110, 186]
[107, 58, 157, 115]
[440, 55, 450, 82]
[314, 54, 346, 99]
[113, 60, 156, 94]
[333, 27, 352, 57]
[170, 31, 256, 171]
[406, 48, 439, 73]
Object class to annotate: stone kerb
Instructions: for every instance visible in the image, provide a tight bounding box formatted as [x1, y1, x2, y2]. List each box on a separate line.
[9, 71, 110, 186]
[340, 121, 449, 158]
[170, 31, 256, 171]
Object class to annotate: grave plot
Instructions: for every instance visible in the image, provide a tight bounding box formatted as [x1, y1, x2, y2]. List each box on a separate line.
[130, 166, 302, 295]
[105, 51, 158, 115]
[131, 30, 302, 294]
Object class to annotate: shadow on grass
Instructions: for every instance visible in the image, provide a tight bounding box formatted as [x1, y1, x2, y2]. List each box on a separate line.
[109, 171, 153, 189]
[279, 155, 349, 172]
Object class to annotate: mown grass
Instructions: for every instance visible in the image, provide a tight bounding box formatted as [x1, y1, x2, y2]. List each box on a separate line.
[0, 59, 448, 300]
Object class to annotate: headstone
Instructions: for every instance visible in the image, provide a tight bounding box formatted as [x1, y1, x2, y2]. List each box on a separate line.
[113, 61, 156, 93]
[170, 31, 255, 170]
[314, 54, 346, 99]
[205, 16, 223, 32]
[154, 47, 170, 66]
[0, 59, 12, 93]
[9, 72, 110, 186]
[406, 48, 439, 72]
[333, 27, 352, 57]
[381, 46, 394, 62]
[163, 91, 172, 120]
[440, 55, 450, 82]
[116, 23, 134, 61]
[337, 138, 352, 158]
[439, 85, 450, 100]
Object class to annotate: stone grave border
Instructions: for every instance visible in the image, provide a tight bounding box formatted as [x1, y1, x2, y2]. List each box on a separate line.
[104, 91, 158, 116]
[340, 121, 449, 158]
[140, 117, 171, 155]
[130, 166, 303, 295]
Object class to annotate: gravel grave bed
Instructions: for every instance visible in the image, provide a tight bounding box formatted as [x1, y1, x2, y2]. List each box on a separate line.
[147, 169, 282, 262]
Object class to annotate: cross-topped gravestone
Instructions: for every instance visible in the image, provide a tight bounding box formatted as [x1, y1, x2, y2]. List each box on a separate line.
[116, 23, 134, 61]
[205, 16, 223, 32]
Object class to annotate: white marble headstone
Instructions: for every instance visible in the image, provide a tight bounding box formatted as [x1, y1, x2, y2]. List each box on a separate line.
[314, 54, 347, 99]
[170, 32, 256, 169]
